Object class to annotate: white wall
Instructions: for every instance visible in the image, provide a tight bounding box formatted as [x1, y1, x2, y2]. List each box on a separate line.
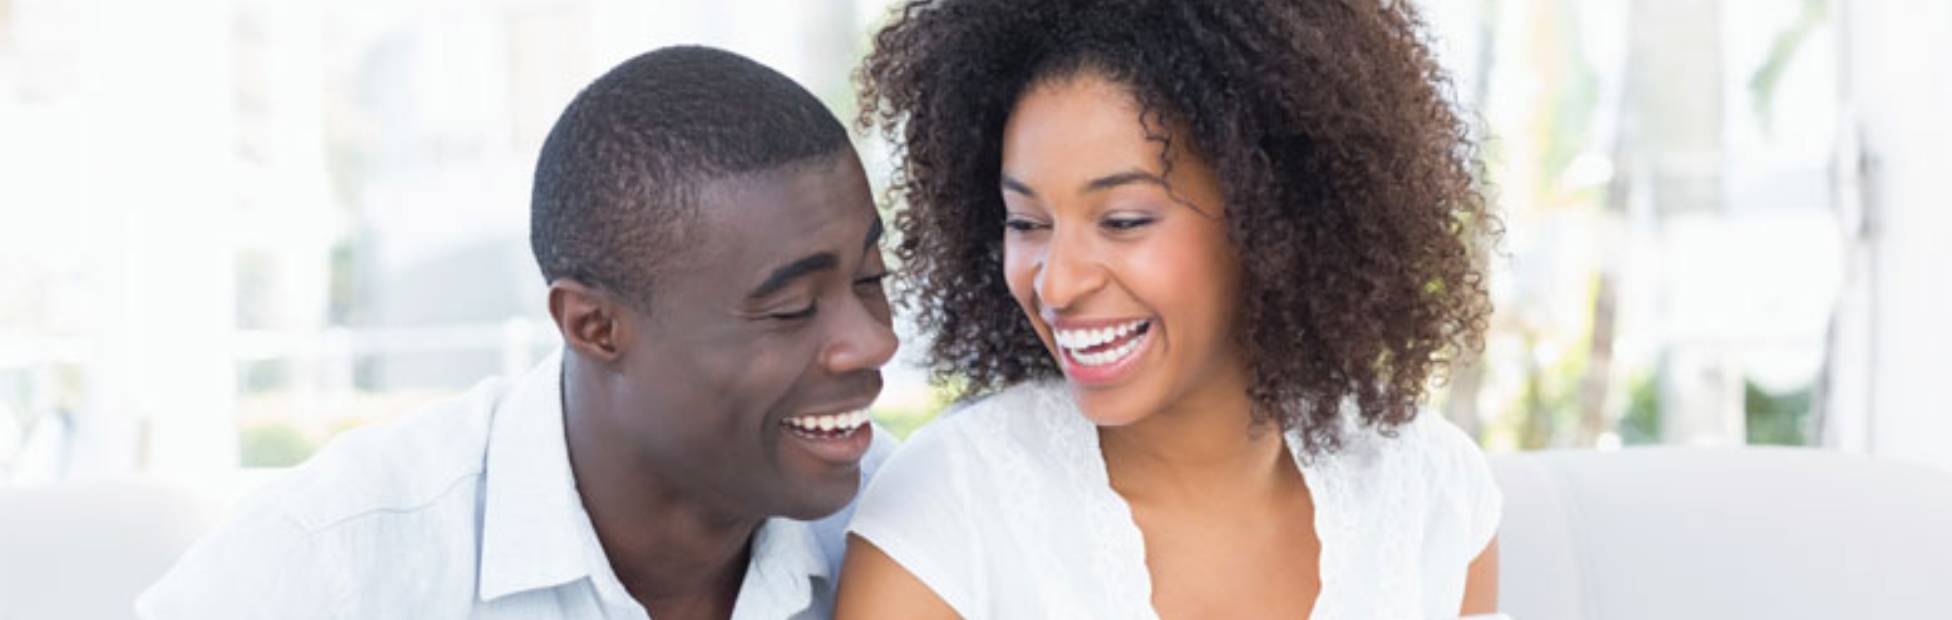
[1829, 0, 1952, 473]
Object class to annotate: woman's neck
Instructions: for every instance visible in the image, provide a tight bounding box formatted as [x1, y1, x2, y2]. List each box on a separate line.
[1097, 381, 1295, 508]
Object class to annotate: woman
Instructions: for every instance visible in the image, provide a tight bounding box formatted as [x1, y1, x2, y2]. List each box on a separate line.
[839, 0, 1501, 617]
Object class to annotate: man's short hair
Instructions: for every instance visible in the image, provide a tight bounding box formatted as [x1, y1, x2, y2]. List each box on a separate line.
[530, 45, 851, 307]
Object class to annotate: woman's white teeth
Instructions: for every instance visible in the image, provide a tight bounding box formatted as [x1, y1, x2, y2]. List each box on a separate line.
[1054, 319, 1149, 350]
[1070, 335, 1144, 367]
[1054, 319, 1150, 367]
[785, 410, 870, 434]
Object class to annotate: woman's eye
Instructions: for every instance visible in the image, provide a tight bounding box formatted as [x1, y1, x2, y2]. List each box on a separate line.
[1103, 216, 1155, 231]
[1004, 217, 1048, 233]
[770, 303, 817, 320]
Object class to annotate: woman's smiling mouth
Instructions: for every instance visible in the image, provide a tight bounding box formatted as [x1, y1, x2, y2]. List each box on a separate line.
[1051, 317, 1156, 384]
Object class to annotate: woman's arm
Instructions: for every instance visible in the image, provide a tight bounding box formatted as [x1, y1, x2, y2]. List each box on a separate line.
[833, 534, 960, 619]
[1460, 536, 1500, 615]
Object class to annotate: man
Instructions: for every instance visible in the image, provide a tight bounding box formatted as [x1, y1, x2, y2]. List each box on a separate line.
[138, 46, 899, 619]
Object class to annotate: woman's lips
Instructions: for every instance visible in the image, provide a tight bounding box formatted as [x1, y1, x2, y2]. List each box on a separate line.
[1052, 317, 1156, 385]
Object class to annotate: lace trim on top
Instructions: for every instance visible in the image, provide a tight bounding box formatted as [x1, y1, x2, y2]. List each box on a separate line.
[1006, 380, 1432, 619]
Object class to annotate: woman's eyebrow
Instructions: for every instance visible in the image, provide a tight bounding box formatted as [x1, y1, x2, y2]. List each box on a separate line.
[1081, 169, 1166, 194]
[1002, 169, 1166, 198]
[1002, 174, 1038, 198]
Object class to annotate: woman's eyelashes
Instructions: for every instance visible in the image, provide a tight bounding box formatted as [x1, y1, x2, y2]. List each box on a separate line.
[1101, 213, 1156, 232]
[1004, 216, 1154, 232]
[1005, 206, 1155, 235]
[1004, 215, 1050, 234]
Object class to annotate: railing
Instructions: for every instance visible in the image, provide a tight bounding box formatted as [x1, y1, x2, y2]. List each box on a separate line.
[0, 318, 563, 481]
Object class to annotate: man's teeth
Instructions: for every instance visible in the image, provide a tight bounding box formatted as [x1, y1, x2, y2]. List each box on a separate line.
[784, 410, 871, 433]
[1054, 319, 1150, 367]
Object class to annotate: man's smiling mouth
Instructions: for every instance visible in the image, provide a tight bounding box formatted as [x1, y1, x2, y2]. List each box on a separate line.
[781, 409, 871, 440]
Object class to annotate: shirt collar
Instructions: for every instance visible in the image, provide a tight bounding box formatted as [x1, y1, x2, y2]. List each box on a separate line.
[730, 516, 834, 618]
[477, 347, 589, 602]
[475, 348, 839, 613]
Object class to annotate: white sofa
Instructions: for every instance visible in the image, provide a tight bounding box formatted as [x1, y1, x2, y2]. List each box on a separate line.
[1492, 447, 1952, 619]
[0, 477, 214, 620]
[7, 449, 1949, 619]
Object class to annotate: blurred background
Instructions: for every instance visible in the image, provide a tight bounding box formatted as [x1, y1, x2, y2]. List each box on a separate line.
[1, 0, 1948, 499]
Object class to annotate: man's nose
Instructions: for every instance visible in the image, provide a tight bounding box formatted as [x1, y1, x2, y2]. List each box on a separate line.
[822, 293, 898, 374]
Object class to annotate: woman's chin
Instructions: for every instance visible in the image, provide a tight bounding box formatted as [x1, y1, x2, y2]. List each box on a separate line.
[1069, 389, 1156, 428]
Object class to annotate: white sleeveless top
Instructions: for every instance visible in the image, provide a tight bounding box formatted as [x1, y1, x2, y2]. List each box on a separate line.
[848, 380, 1502, 619]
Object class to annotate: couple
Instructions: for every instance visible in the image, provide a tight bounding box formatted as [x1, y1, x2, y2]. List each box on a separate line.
[141, 1, 1501, 618]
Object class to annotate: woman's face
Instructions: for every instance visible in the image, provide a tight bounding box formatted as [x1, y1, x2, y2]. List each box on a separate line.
[999, 73, 1249, 426]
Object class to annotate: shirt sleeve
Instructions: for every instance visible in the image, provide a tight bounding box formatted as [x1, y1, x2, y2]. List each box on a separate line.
[1425, 414, 1504, 558]
[845, 417, 986, 617]
[1462, 430, 1504, 557]
[135, 506, 346, 620]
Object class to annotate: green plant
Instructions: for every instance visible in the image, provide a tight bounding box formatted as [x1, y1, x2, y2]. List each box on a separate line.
[1745, 380, 1814, 446]
[1618, 367, 1663, 446]
[239, 421, 317, 468]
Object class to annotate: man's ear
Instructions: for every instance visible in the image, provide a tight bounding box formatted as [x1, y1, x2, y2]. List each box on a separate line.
[548, 279, 634, 364]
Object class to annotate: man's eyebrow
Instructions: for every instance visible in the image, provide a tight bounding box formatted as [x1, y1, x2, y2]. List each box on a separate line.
[863, 217, 883, 252]
[746, 252, 838, 300]
[1082, 169, 1167, 193]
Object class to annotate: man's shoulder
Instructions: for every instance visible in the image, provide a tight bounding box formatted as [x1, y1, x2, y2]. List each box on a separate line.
[137, 380, 514, 619]
[254, 376, 509, 532]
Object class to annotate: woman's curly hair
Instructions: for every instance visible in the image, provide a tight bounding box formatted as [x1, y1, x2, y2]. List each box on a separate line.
[858, 0, 1496, 454]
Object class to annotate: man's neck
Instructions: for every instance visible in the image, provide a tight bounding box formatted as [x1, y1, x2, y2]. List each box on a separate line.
[562, 371, 761, 617]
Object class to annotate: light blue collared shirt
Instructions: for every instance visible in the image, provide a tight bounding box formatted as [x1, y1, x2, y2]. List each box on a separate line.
[138, 349, 894, 619]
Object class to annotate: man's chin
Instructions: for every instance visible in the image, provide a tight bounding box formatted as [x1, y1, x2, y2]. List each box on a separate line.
[770, 427, 871, 519]
[772, 473, 863, 521]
